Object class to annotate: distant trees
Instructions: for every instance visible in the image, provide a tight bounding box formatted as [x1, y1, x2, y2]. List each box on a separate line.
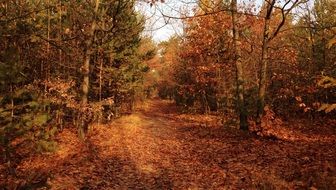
[174, 10, 234, 113]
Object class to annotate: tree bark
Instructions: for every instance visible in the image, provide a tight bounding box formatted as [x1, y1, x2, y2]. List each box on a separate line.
[46, 0, 50, 80]
[99, 56, 102, 102]
[80, 0, 100, 137]
[256, 0, 275, 126]
[82, 0, 100, 105]
[82, 54, 90, 105]
[58, 0, 62, 74]
[231, 0, 248, 130]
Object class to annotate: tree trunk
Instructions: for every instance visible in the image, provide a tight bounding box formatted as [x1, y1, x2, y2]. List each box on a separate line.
[59, 0, 62, 75]
[80, 0, 100, 137]
[256, 0, 275, 127]
[231, 0, 248, 130]
[82, 0, 100, 105]
[7, 84, 15, 175]
[46, 0, 50, 80]
[257, 35, 269, 126]
[99, 54, 103, 102]
[82, 53, 90, 105]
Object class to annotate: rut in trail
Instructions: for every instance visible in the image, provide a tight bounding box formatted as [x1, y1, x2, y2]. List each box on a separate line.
[12, 100, 336, 189]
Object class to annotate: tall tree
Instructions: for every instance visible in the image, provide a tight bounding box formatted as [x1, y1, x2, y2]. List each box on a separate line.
[256, 0, 300, 126]
[82, 0, 100, 106]
[231, 0, 248, 130]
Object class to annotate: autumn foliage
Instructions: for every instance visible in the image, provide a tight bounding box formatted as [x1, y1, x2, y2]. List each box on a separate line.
[1, 0, 336, 189]
[158, 0, 335, 122]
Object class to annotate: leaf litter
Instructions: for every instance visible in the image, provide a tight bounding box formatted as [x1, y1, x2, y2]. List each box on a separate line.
[1, 100, 336, 189]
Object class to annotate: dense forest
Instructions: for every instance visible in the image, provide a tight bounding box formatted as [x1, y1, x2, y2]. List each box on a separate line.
[0, 0, 335, 189]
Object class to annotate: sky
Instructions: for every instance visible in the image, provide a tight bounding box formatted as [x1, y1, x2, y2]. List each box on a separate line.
[138, 0, 304, 43]
[151, 24, 180, 42]
[137, 0, 188, 42]
[139, 0, 264, 42]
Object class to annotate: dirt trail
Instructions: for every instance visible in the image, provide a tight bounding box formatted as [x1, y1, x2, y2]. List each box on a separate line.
[5, 99, 336, 189]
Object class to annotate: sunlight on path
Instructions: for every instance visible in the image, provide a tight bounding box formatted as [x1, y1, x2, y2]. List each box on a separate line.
[16, 99, 336, 189]
[86, 100, 231, 189]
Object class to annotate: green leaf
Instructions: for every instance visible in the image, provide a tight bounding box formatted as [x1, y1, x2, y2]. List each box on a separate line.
[27, 101, 39, 108]
[37, 139, 57, 152]
[22, 114, 32, 121]
[25, 121, 33, 127]
[33, 114, 49, 126]
[50, 126, 58, 136]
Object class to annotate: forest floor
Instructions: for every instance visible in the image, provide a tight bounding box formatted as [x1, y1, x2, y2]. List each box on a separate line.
[1, 99, 336, 189]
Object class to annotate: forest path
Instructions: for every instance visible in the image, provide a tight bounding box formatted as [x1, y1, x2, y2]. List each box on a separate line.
[13, 99, 336, 189]
[83, 99, 230, 189]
